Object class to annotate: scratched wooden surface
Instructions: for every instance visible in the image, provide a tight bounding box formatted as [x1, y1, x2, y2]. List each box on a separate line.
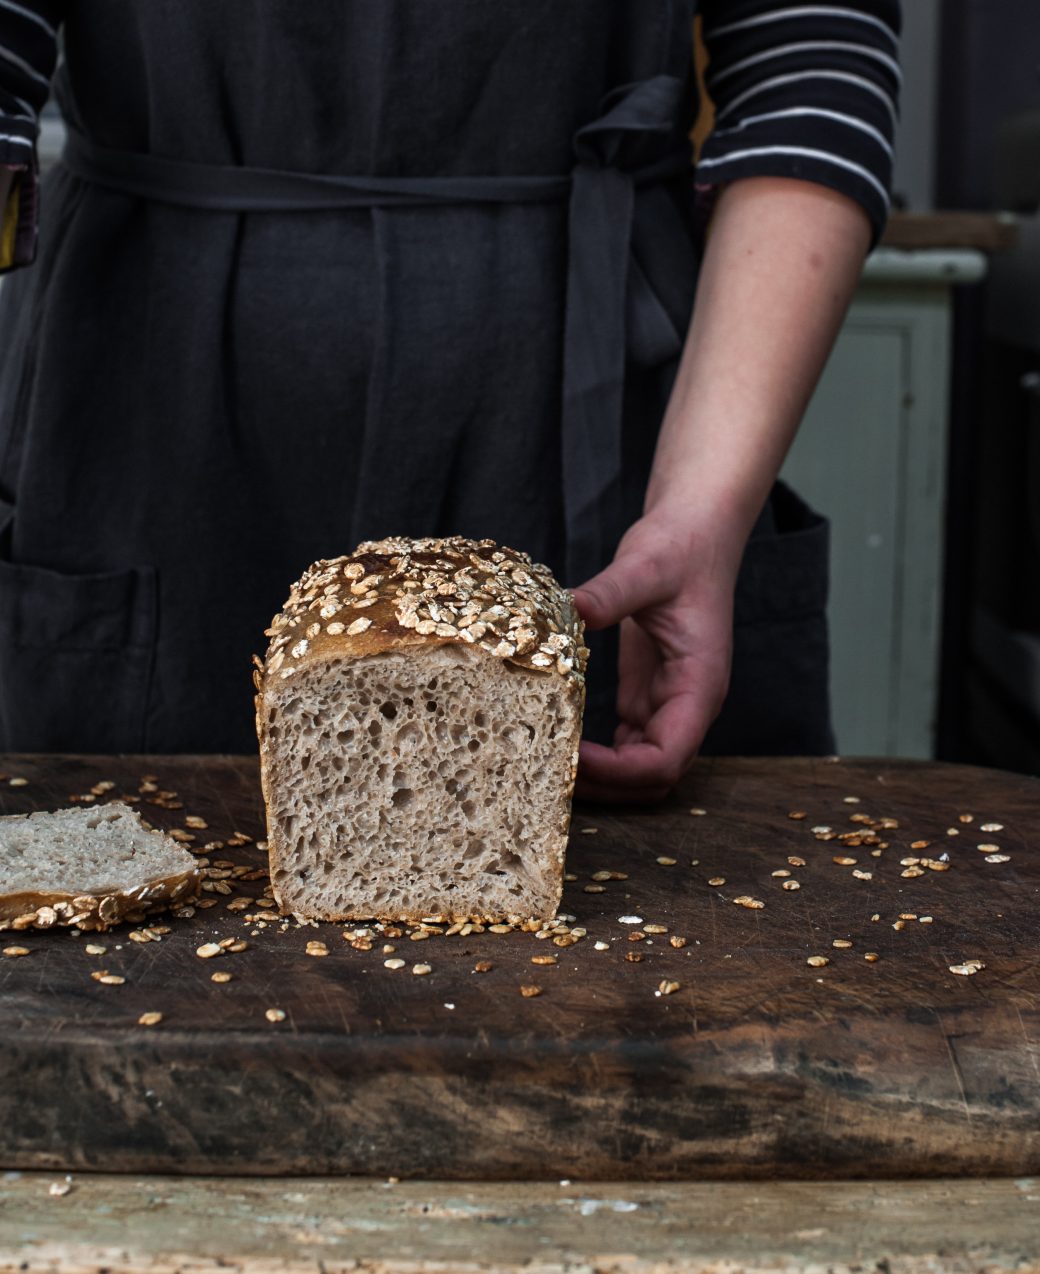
[1, 753, 1038, 1179]
[2, 1173, 1040, 1273]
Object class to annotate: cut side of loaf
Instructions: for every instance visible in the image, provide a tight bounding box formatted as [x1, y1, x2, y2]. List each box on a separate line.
[255, 536, 588, 924]
[0, 804, 201, 932]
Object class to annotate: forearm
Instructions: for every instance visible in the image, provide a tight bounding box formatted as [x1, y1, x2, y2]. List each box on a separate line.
[644, 176, 872, 558]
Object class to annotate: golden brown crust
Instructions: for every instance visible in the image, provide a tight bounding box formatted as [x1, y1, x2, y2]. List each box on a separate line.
[0, 870, 200, 933]
[251, 536, 588, 695]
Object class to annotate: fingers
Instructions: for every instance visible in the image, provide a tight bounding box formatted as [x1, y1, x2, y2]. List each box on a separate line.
[570, 552, 672, 632]
[576, 683, 715, 799]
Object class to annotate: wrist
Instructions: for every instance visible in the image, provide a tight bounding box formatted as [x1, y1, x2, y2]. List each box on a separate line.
[642, 480, 766, 572]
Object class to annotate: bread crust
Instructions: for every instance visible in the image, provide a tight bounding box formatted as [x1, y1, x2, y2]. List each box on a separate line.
[252, 536, 588, 693]
[0, 871, 200, 932]
[254, 536, 588, 924]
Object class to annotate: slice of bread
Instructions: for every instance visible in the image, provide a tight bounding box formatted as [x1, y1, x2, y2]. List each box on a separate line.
[0, 803, 201, 932]
[254, 536, 588, 924]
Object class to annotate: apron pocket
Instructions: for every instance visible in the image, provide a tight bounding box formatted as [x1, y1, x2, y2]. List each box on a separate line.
[0, 497, 158, 752]
[704, 481, 836, 756]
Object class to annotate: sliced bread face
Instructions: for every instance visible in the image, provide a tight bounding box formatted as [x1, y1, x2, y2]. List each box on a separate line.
[0, 803, 201, 932]
[260, 643, 579, 923]
[255, 536, 588, 924]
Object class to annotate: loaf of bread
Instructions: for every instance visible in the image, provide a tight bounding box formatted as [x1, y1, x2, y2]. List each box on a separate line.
[0, 804, 201, 932]
[253, 536, 588, 924]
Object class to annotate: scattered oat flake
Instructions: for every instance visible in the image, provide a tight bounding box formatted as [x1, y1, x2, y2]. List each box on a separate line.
[772, 869, 791, 878]
[384, 958, 405, 970]
[644, 924, 668, 934]
[788, 855, 806, 867]
[919, 916, 934, 924]
[619, 915, 644, 925]
[843, 796, 861, 804]
[707, 877, 726, 887]
[810, 827, 831, 836]
[211, 971, 233, 983]
[412, 963, 432, 976]
[265, 1008, 287, 1022]
[48, 1181, 72, 1197]
[976, 843, 1001, 853]
[832, 939, 853, 949]
[138, 1012, 163, 1027]
[669, 936, 687, 949]
[910, 840, 930, 850]
[196, 943, 222, 959]
[3, 946, 29, 958]
[986, 854, 1011, 864]
[833, 856, 857, 866]
[689, 808, 707, 816]
[864, 952, 880, 963]
[657, 980, 681, 996]
[97, 974, 125, 985]
[84, 944, 106, 955]
[981, 822, 1004, 833]
[473, 961, 493, 973]
[958, 813, 974, 824]
[852, 870, 873, 881]
[788, 811, 808, 820]
[901, 867, 925, 878]
[807, 956, 830, 967]
[624, 951, 643, 963]
[520, 984, 542, 997]
[949, 960, 985, 976]
[580, 827, 598, 835]
[733, 896, 765, 910]
[584, 884, 606, 894]
[531, 955, 557, 966]
[594, 942, 610, 951]
[184, 815, 208, 829]
[305, 941, 329, 957]
[656, 856, 677, 866]
[782, 880, 801, 891]
[8, 777, 28, 787]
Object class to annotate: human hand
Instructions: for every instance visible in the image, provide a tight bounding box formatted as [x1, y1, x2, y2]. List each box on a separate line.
[570, 509, 741, 803]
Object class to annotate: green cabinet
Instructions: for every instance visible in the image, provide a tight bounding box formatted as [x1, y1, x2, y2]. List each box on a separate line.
[780, 250, 986, 757]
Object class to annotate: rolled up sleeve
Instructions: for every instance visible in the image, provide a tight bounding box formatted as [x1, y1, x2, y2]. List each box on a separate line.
[0, 0, 62, 271]
[696, 1, 902, 245]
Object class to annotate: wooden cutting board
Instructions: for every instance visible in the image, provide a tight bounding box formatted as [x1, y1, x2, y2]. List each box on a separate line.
[1, 753, 1038, 1180]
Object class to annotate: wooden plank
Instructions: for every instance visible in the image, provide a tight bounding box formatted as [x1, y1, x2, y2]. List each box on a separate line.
[2, 1173, 1040, 1274]
[1, 754, 1039, 1179]
[882, 212, 1019, 252]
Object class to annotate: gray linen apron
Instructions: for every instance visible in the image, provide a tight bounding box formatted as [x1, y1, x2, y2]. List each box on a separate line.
[0, 1, 834, 757]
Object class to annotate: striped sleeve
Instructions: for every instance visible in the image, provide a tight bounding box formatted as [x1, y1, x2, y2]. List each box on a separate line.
[696, 2, 901, 245]
[0, 0, 62, 272]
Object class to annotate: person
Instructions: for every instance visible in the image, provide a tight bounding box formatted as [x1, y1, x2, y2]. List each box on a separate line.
[0, 2, 900, 801]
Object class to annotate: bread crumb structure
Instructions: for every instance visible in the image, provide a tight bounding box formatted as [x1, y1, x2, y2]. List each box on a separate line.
[254, 536, 588, 924]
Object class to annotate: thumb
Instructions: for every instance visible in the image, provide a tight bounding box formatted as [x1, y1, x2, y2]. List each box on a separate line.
[570, 553, 670, 632]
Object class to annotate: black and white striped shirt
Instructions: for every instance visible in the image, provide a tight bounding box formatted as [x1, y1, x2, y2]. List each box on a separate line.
[0, 1, 900, 269]
[697, 1, 901, 239]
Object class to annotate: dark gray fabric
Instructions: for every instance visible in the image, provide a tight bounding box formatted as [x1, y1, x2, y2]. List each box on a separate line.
[0, 1, 834, 757]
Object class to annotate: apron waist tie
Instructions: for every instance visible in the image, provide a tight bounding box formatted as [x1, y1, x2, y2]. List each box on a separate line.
[62, 73, 693, 587]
